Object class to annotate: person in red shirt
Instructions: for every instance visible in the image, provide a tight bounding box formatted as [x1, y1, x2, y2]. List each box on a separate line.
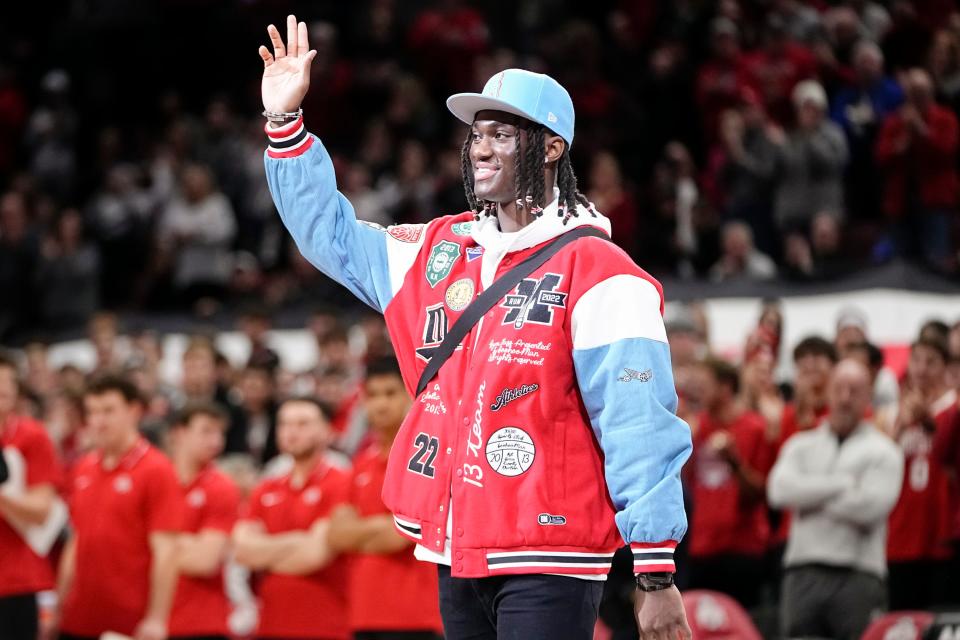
[875, 68, 960, 272]
[887, 337, 956, 609]
[168, 402, 240, 640]
[58, 374, 183, 640]
[327, 357, 443, 640]
[233, 397, 351, 640]
[686, 357, 775, 608]
[0, 353, 62, 640]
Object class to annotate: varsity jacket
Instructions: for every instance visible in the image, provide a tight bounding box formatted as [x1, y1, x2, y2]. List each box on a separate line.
[265, 117, 691, 578]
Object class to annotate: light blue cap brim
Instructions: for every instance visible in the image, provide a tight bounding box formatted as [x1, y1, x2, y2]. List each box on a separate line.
[446, 93, 571, 145]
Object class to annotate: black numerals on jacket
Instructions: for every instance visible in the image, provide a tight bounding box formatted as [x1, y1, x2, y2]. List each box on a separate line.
[407, 433, 440, 478]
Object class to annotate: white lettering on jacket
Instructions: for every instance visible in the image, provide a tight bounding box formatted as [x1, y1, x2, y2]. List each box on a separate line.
[464, 381, 486, 488]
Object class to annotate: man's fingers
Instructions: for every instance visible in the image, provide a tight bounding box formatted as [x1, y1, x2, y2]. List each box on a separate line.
[258, 45, 274, 66]
[267, 24, 285, 58]
[298, 21, 309, 57]
[303, 49, 317, 75]
[286, 14, 298, 57]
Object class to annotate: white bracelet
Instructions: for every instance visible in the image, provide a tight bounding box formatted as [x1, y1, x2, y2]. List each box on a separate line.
[262, 108, 303, 123]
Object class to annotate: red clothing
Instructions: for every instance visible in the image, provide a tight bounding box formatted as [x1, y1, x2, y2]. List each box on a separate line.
[933, 394, 960, 539]
[696, 57, 751, 142]
[875, 104, 959, 217]
[887, 390, 957, 562]
[777, 402, 830, 450]
[0, 415, 61, 596]
[242, 461, 351, 639]
[742, 44, 817, 124]
[348, 445, 442, 633]
[169, 465, 240, 637]
[61, 439, 184, 637]
[688, 410, 774, 558]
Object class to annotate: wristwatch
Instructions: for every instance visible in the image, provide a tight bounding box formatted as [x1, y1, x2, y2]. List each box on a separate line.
[636, 572, 675, 592]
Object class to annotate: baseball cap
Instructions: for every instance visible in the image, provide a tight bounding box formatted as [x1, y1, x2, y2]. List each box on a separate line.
[446, 69, 576, 147]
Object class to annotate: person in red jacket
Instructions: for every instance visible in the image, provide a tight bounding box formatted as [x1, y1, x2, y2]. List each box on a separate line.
[875, 68, 959, 272]
[686, 357, 775, 608]
[0, 353, 62, 640]
[168, 402, 240, 640]
[59, 374, 183, 640]
[328, 357, 443, 640]
[887, 337, 956, 609]
[232, 397, 351, 640]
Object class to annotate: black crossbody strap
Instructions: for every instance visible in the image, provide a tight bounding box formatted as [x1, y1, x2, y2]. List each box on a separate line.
[415, 226, 608, 397]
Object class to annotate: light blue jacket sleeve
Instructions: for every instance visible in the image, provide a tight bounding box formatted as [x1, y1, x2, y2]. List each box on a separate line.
[571, 273, 691, 570]
[265, 133, 410, 313]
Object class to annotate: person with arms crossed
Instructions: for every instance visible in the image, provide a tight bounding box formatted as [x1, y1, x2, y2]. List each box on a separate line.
[0, 353, 63, 640]
[768, 359, 903, 640]
[257, 16, 692, 640]
[58, 374, 183, 640]
[168, 402, 240, 640]
[328, 356, 443, 640]
[232, 397, 351, 640]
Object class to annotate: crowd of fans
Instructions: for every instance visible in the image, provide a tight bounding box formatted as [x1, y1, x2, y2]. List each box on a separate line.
[4, 0, 960, 344]
[2, 301, 960, 638]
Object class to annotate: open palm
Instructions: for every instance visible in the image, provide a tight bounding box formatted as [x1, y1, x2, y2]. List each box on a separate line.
[258, 15, 317, 114]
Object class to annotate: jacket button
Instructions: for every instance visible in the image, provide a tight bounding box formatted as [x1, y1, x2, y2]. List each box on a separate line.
[435, 540, 442, 548]
[456, 528, 464, 537]
[437, 527, 442, 534]
[462, 417, 470, 425]
[446, 447, 452, 455]
[456, 469, 463, 477]
[439, 505, 444, 512]
[455, 551, 463, 560]
[455, 563, 463, 572]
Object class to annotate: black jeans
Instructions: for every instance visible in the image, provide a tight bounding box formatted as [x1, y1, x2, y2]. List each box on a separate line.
[781, 564, 886, 640]
[437, 565, 603, 640]
[0, 593, 38, 640]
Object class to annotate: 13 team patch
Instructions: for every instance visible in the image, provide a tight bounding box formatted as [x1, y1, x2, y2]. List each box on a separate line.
[426, 240, 461, 288]
[445, 278, 475, 311]
[485, 427, 536, 477]
[501, 273, 567, 328]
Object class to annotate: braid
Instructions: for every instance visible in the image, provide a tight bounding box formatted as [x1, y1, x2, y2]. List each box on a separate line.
[522, 126, 546, 215]
[460, 134, 480, 217]
[557, 153, 595, 224]
[514, 130, 526, 214]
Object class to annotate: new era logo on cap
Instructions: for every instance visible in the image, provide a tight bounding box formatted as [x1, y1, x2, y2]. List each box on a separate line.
[446, 69, 576, 146]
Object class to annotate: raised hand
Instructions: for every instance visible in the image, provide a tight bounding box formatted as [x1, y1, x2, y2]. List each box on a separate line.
[258, 15, 317, 114]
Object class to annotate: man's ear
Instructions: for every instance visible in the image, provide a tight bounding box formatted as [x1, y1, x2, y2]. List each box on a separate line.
[544, 135, 565, 164]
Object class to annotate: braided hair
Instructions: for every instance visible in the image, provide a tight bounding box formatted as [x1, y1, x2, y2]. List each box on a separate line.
[460, 122, 594, 224]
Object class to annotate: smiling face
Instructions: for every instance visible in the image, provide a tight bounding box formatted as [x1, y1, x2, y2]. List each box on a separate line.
[469, 110, 523, 204]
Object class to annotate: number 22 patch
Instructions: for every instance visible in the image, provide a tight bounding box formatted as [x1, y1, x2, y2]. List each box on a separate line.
[407, 432, 440, 478]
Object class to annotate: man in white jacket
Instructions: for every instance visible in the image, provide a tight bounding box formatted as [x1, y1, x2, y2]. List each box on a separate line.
[768, 358, 903, 640]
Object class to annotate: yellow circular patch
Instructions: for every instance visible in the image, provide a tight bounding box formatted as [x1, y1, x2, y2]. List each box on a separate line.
[445, 278, 475, 312]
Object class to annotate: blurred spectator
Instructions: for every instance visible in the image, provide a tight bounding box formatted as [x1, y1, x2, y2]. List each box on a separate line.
[847, 0, 892, 43]
[0, 192, 39, 341]
[768, 359, 903, 640]
[60, 375, 183, 640]
[25, 70, 77, 202]
[0, 64, 28, 174]
[236, 365, 279, 466]
[887, 337, 956, 609]
[158, 164, 237, 305]
[704, 96, 779, 256]
[709, 221, 777, 283]
[587, 150, 639, 258]
[782, 211, 853, 280]
[37, 208, 100, 330]
[686, 358, 774, 608]
[232, 398, 350, 640]
[376, 140, 437, 224]
[695, 18, 750, 144]
[830, 42, 903, 222]
[876, 68, 959, 272]
[85, 164, 155, 308]
[779, 336, 837, 446]
[327, 357, 443, 639]
[883, 2, 933, 71]
[0, 354, 61, 640]
[928, 30, 960, 112]
[773, 80, 849, 234]
[238, 306, 280, 372]
[406, 0, 490, 96]
[742, 17, 818, 125]
[88, 311, 131, 373]
[834, 308, 900, 416]
[179, 338, 247, 456]
[168, 402, 240, 640]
